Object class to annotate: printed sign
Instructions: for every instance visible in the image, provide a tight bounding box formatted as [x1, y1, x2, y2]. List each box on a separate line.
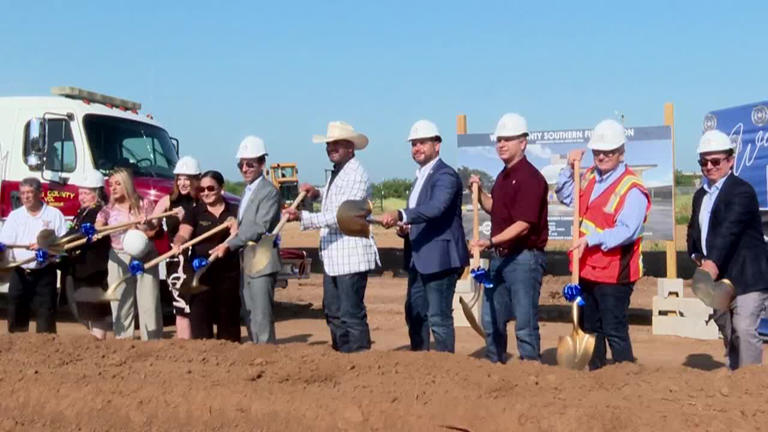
[457, 125, 674, 240]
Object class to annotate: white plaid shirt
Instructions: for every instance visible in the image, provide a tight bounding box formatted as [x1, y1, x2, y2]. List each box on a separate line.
[300, 157, 379, 276]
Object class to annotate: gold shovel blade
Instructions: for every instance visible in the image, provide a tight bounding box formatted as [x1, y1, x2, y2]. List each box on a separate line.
[336, 199, 372, 238]
[72, 286, 120, 303]
[556, 301, 595, 370]
[459, 296, 485, 339]
[242, 236, 277, 276]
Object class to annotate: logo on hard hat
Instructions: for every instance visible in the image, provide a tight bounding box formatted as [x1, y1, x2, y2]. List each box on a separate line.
[703, 113, 717, 131]
[752, 105, 768, 127]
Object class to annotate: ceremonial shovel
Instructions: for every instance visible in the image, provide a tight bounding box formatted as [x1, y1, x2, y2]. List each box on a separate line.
[556, 158, 596, 370]
[336, 199, 386, 238]
[1, 224, 129, 272]
[691, 268, 735, 310]
[460, 182, 486, 339]
[100, 220, 235, 302]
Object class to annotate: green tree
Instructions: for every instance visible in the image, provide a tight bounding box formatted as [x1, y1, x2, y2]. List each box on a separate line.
[224, 180, 245, 197]
[674, 169, 696, 187]
[456, 166, 495, 188]
[372, 178, 412, 200]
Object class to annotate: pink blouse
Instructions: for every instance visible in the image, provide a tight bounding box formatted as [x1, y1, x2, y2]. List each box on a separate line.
[96, 199, 155, 250]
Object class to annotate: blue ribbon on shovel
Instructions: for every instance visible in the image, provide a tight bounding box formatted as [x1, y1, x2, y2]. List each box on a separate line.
[192, 257, 209, 272]
[35, 249, 49, 263]
[470, 267, 494, 288]
[80, 223, 97, 243]
[562, 283, 585, 306]
[129, 259, 145, 276]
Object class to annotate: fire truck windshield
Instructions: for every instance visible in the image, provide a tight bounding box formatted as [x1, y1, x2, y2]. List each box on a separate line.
[83, 114, 178, 179]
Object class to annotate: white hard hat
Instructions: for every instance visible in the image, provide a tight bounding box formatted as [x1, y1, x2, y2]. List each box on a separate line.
[236, 136, 268, 159]
[72, 169, 105, 189]
[492, 113, 528, 140]
[697, 130, 734, 154]
[173, 156, 201, 175]
[122, 229, 150, 258]
[407, 119, 441, 141]
[587, 119, 626, 151]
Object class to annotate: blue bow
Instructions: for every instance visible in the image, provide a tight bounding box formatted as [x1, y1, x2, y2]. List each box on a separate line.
[80, 223, 97, 243]
[35, 249, 49, 263]
[563, 283, 585, 306]
[192, 257, 209, 272]
[0, 242, 6, 253]
[470, 267, 494, 288]
[129, 259, 145, 276]
[273, 234, 281, 248]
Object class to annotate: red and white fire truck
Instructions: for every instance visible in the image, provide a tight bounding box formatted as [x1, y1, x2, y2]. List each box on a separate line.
[0, 86, 310, 294]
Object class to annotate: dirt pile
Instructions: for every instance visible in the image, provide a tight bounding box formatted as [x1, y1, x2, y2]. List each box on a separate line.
[0, 334, 766, 431]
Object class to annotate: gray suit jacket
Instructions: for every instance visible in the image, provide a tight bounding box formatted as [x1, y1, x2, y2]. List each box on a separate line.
[227, 175, 282, 276]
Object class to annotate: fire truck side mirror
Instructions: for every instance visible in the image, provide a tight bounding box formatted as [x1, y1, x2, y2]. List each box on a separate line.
[26, 117, 47, 169]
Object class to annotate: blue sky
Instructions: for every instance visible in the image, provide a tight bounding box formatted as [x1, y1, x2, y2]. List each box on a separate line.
[2, 1, 767, 184]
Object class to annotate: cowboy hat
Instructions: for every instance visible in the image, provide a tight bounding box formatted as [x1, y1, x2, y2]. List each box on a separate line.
[312, 121, 369, 150]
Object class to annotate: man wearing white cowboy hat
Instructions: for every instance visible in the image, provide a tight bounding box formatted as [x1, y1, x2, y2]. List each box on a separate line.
[284, 121, 379, 353]
[210, 135, 282, 344]
[687, 129, 768, 370]
[378, 119, 469, 353]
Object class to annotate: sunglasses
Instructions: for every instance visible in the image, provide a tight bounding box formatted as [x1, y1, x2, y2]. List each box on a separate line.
[698, 156, 729, 168]
[237, 157, 265, 170]
[592, 149, 618, 158]
[198, 185, 219, 193]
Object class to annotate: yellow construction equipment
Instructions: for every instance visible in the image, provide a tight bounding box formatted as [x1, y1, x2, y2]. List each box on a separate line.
[268, 163, 301, 208]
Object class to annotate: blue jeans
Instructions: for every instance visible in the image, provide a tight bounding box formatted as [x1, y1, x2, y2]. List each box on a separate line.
[405, 267, 460, 353]
[482, 249, 545, 363]
[323, 272, 371, 353]
[580, 280, 634, 370]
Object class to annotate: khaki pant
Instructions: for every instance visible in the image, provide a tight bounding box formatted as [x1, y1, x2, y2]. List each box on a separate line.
[108, 249, 163, 340]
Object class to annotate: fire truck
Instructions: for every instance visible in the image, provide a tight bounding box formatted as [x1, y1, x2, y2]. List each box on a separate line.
[0, 86, 310, 294]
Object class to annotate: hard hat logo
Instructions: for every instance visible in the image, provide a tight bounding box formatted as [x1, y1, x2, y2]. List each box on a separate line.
[587, 119, 626, 151]
[407, 119, 441, 142]
[237, 136, 268, 159]
[697, 130, 734, 154]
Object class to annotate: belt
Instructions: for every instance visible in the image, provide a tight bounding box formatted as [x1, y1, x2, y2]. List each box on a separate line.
[492, 246, 513, 257]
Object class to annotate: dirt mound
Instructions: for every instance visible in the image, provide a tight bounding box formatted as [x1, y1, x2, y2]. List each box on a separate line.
[0, 334, 766, 431]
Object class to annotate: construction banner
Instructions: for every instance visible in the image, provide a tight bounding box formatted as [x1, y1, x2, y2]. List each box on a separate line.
[457, 125, 674, 241]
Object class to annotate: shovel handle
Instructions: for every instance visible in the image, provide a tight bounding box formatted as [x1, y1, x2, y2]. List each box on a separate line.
[106, 220, 234, 296]
[571, 158, 581, 285]
[471, 183, 480, 268]
[271, 190, 308, 235]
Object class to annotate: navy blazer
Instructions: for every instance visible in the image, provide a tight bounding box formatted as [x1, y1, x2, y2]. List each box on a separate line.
[402, 159, 469, 275]
[687, 174, 768, 296]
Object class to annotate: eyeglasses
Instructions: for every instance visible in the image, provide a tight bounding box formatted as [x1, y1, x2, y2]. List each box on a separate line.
[198, 185, 219, 193]
[237, 157, 265, 170]
[592, 149, 618, 158]
[698, 156, 729, 168]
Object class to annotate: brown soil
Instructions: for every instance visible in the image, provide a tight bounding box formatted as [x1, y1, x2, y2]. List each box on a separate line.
[2, 273, 767, 431]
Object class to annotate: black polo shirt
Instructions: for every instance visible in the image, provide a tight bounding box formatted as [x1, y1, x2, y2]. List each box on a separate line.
[490, 156, 548, 252]
[182, 200, 240, 271]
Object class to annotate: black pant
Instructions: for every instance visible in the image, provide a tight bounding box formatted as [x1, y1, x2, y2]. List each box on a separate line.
[8, 266, 58, 333]
[189, 274, 241, 342]
[323, 272, 371, 353]
[580, 280, 634, 370]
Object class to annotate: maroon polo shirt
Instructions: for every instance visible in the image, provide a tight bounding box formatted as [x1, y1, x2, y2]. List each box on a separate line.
[490, 156, 548, 252]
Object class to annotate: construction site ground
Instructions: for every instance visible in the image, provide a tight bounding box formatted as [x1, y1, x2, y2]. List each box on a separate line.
[0, 225, 766, 431]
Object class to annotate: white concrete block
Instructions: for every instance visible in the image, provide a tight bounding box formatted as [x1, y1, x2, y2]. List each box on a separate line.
[657, 278, 684, 298]
[653, 296, 713, 321]
[652, 315, 720, 340]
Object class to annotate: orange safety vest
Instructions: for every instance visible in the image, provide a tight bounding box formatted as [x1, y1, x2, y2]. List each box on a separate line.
[573, 166, 651, 284]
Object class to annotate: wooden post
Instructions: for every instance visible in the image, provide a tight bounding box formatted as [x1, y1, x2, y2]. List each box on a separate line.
[664, 102, 677, 278]
[457, 114, 467, 135]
